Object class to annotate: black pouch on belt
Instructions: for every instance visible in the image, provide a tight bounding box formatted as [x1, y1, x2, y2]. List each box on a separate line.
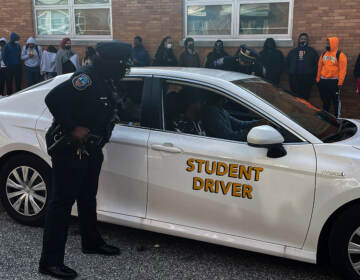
[45, 123, 77, 156]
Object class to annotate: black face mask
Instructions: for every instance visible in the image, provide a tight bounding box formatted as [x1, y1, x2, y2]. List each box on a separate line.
[326, 46, 330, 51]
[187, 44, 194, 51]
[65, 46, 71, 50]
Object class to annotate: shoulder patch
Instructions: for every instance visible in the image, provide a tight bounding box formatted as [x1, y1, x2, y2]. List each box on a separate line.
[72, 73, 92, 91]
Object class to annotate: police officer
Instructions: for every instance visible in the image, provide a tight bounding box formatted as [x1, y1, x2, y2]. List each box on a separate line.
[213, 45, 263, 77]
[39, 41, 132, 279]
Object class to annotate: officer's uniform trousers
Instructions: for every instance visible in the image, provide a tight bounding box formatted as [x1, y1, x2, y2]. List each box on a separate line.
[40, 148, 105, 266]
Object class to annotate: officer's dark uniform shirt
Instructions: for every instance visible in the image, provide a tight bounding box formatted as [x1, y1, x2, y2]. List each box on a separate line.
[45, 65, 116, 155]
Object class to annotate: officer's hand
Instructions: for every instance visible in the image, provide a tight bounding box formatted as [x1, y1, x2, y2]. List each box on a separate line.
[72, 126, 89, 143]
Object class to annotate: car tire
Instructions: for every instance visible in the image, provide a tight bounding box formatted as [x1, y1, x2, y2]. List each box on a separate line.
[329, 204, 360, 280]
[0, 154, 51, 226]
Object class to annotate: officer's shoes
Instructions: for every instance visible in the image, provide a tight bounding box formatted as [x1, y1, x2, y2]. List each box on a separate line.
[38, 264, 78, 279]
[82, 244, 120, 256]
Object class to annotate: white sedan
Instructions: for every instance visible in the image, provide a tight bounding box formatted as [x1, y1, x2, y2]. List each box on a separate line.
[0, 68, 359, 279]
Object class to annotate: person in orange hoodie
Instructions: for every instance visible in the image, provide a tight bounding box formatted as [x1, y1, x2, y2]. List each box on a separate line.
[316, 37, 347, 117]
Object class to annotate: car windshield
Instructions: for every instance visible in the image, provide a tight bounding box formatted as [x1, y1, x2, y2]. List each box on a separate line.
[233, 78, 340, 141]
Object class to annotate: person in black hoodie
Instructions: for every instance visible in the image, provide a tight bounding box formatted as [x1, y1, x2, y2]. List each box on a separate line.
[260, 38, 284, 86]
[286, 33, 319, 100]
[179, 37, 200, 67]
[2, 32, 22, 94]
[152, 36, 177, 66]
[205, 40, 229, 68]
[354, 53, 360, 94]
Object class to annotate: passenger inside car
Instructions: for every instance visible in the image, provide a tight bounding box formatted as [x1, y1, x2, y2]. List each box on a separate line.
[171, 88, 206, 136]
[202, 94, 259, 142]
[117, 80, 144, 126]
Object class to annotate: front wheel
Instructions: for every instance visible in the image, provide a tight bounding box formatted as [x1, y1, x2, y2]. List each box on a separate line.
[0, 154, 51, 226]
[329, 204, 360, 280]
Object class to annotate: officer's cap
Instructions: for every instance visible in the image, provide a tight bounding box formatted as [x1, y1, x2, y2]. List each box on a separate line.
[238, 44, 258, 63]
[95, 40, 132, 61]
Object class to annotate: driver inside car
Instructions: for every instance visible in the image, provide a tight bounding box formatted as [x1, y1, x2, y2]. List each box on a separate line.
[203, 94, 261, 141]
[172, 88, 206, 136]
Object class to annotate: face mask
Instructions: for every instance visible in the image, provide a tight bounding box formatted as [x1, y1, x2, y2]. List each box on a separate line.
[299, 42, 307, 47]
[326, 46, 330, 51]
[167, 43, 172, 49]
[14, 41, 19, 44]
[65, 45, 71, 50]
[187, 44, 194, 50]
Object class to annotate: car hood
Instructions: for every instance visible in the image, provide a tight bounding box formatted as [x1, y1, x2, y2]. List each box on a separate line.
[339, 119, 360, 149]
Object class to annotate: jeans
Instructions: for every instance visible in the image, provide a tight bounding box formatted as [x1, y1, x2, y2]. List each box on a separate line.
[318, 79, 340, 116]
[0, 67, 11, 96]
[25, 65, 41, 87]
[7, 64, 22, 95]
[289, 74, 315, 100]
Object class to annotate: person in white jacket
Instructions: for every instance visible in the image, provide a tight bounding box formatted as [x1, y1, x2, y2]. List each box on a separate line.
[40, 45, 57, 80]
[21, 37, 42, 87]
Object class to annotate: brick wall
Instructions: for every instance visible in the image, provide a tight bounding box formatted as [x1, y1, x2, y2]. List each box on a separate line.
[0, 0, 360, 118]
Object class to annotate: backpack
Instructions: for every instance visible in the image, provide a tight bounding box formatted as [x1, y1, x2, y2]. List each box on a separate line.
[25, 45, 40, 57]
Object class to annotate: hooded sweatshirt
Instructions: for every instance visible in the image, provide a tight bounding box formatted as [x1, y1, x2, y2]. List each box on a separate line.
[21, 37, 42, 68]
[316, 37, 347, 86]
[0, 37, 8, 68]
[2, 32, 21, 67]
[56, 38, 77, 75]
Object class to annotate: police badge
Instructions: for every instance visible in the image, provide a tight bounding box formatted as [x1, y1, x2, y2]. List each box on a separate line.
[72, 73, 92, 91]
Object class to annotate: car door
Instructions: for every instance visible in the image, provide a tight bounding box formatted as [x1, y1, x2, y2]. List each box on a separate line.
[146, 78, 316, 248]
[36, 76, 152, 218]
[97, 76, 152, 217]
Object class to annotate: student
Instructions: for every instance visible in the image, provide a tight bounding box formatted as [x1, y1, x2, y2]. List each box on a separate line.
[286, 33, 319, 100]
[81, 46, 96, 67]
[316, 37, 347, 117]
[56, 38, 79, 75]
[153, 36, 178, 66]
[0, 38, 10, 96]
[204, 40, 229, 69]
[21, 37, 42, 87]
[2, 32, 22, 94]
[260, 38, 284, 86]
[131, 36, 150, 67]
[40, 45, 57, 80]
[179, 37, 200, 67]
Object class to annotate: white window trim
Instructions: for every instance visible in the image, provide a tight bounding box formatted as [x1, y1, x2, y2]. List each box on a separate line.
[32, 0, 113, 41]
[184, 0, 294, 43]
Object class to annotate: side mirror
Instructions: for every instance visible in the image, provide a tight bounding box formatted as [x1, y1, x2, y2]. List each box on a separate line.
[247, 125, 287, 158]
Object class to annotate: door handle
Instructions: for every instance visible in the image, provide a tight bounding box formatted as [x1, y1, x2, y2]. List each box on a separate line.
[151, 143, 182, 153]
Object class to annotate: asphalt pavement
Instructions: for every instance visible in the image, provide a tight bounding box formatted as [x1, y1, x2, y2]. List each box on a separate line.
[0, 203, 342, 280]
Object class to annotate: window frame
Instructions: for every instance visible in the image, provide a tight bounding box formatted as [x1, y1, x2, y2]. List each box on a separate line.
[157, 76, 304, 144]
[183, 0, 294, 41]
[32, 0, 113, 40]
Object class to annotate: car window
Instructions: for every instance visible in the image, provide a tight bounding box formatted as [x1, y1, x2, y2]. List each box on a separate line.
[116, 78, 146, 128]
[161, 80, 301, 143]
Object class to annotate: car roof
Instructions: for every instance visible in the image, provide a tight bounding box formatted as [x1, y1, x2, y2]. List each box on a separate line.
[129, 67, 253, 82]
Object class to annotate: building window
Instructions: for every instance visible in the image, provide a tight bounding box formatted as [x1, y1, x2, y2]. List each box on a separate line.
[184, 0, 293, 41]
[33, 0, 112, 39]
